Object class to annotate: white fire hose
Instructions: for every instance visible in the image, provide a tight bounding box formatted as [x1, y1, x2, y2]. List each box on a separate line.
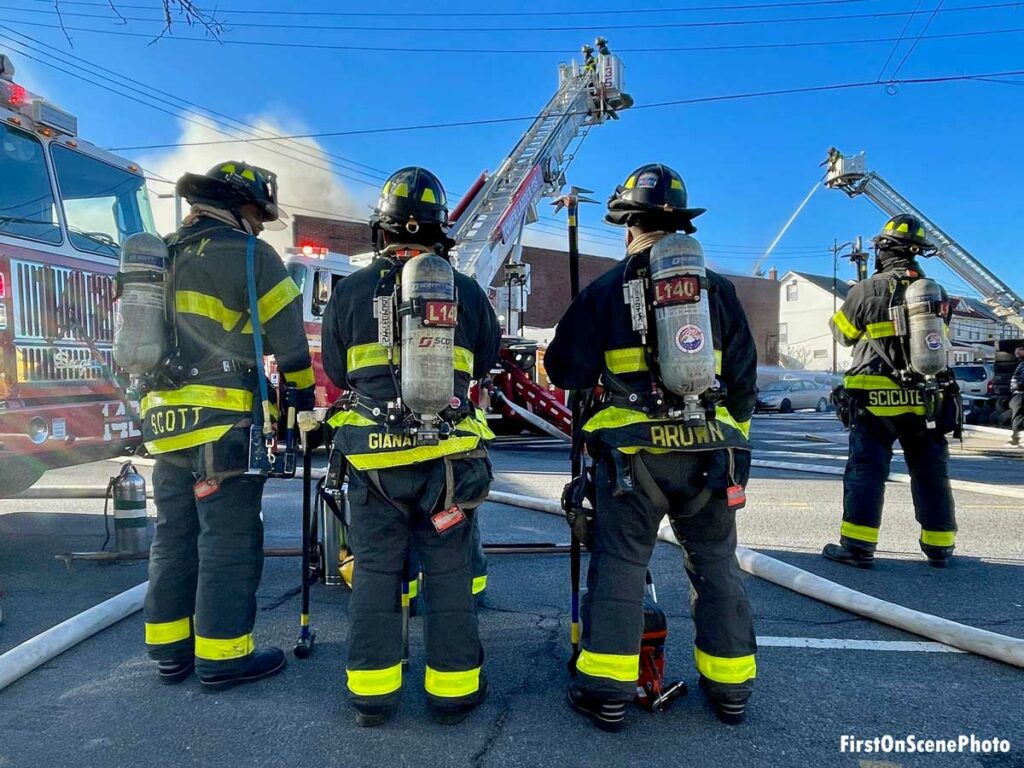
[487, 491, 1024, 669]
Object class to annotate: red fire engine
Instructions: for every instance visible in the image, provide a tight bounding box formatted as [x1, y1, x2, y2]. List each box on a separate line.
[0, 53, 156, 496]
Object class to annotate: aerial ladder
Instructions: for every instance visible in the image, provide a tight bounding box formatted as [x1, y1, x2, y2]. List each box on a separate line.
[443, 40, 633, 436]
[824, 147, 1024, 332]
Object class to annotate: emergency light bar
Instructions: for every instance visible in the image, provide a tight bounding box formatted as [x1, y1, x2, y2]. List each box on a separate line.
[0, 55, 79, 137]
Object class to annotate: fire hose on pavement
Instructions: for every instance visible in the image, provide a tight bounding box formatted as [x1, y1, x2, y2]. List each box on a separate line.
[4, 487, 1021, 695]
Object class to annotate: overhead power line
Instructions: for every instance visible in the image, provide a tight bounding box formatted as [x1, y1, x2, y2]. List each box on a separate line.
[890, 0, 947, 79]
[0, 28, 389, 188]
[15, 0, 873, 17]
[0, 1, 1018, 33]
[5, 17, 1024, 56]
[105, 68, 1024, 153]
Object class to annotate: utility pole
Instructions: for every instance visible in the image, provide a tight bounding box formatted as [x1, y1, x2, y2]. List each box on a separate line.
[832, 237, 867, 374]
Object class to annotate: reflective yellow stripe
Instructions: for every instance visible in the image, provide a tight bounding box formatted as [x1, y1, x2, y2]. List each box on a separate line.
[242, 277, 301, 331]
[694, 648, 756, 685]
[141, 384, 253, 414]
[348, 436, 482, 470]
[714, 349, 722, 375]
[145, 617, 191, 645]
[347, 664, 403, 697]
[921, 530, 956, 547]
[472, 575, 487, 595]
[195, 632, 254, 661]
[347, 343, 397, 372]
[176, 291, 243, 332]
[866, 321, 896, 339]
[454, 346, 474, 375]
[576, 649, 639, 682]
[424, 666, 481, 698]
[284, 366, 315, 390]
[584, 406, 660, 432]
[841, 521, 880, 544]
[407, 578, 419, 600]
[327, 409, 377, 429]
[831, 310, 863, 341]
[715, 406, 749, 439]
[145, 424, 233, 455]
[605, 347, 648, 374]
[843, 375, 900, 390]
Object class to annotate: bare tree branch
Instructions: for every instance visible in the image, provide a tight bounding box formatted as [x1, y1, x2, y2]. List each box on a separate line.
[53, 1, 224, 43]
[154, 0, 224, 41]
[106, 0, 128, 25]
[53, 0, 73, 46]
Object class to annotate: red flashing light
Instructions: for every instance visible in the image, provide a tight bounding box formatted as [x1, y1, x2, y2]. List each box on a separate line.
[0, 272, 6, 299]
[7, 83, 27, 107]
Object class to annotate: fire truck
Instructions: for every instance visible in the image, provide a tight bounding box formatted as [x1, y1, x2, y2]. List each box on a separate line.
[285, 40, 632, 439]
[0, 53, 157, 496]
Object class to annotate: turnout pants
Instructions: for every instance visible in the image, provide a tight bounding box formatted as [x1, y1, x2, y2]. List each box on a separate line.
[840, 411, 957, 557]
[1010, 393, 1024, 440]
[577, 451, 757, 705]
[407, 517, 488, 600]
[345, 454, 491, 712]
[144, 427, 266, 677]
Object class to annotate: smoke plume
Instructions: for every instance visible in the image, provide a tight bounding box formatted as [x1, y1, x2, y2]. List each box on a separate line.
[139, 114, 368, 251]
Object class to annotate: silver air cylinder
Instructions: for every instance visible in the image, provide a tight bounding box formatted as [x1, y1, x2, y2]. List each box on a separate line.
[904, 277, 948, 377]
[112, 463, 150, 555]
[321, 494, 348, 587]
[649, 233, 717, 425]
[400, 253, 457, 419]
[113, 232, 169, 375]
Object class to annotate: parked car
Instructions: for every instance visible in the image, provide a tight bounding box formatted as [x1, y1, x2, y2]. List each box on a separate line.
[952, 363, 995, 398]
[756, 379, 833, 413]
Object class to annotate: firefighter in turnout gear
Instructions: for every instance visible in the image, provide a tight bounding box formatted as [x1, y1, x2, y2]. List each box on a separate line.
[321, 167, 501, 727]
[823, 214, 959, 569]
[546, 163, 758, 731]
[141, 162, 315, 688]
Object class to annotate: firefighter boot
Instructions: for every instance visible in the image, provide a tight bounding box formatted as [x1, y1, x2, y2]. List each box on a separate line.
[199, 647, 287, 691]
[699, 676, 748, 725]
[822, 542, 875, 569]
[428, 676, 489, 726]
[354, 703, 398, 728]
[157, 658, 194, 685]
[922, 544, 954, 569]
[567, 685, 627, 733]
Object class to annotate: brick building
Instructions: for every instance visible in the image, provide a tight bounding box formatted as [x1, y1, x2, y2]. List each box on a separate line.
[292, 214, 779, 365]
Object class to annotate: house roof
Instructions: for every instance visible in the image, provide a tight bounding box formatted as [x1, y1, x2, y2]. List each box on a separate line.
[951, 295, 1001, 321]
[786, 272, 854, 300]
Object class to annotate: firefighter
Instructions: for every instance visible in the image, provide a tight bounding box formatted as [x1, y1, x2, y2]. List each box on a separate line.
[1007, 346, 1024, 447]
[823, 214, 958, 569]
[321, 167, 501, 727]
[141, 162, 316, 688]
[546, 163, 758, 731]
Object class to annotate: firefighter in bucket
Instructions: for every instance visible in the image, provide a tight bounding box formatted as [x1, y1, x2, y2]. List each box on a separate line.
[321, 167, 501, 727]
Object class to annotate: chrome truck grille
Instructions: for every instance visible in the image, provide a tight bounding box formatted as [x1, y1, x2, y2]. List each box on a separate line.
[10, 260, 116, 384]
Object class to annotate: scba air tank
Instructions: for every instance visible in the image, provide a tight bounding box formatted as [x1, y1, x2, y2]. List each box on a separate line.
[649, 233, 717, 399]
[113, 232, 169, 375]
[904, 277, 948, 377]
[400, 253, 457, 418]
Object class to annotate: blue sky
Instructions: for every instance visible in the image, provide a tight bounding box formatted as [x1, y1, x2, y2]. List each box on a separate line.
[2, 0, 1022, 296]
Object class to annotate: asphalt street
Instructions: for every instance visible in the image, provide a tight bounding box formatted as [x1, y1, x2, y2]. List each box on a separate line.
[1, 413, 1022, 768]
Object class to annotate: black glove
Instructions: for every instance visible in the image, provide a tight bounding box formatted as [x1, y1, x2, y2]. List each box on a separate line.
[561, 473, 594, 546]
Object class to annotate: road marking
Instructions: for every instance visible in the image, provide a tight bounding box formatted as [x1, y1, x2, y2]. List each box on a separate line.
[759, 450, 905, 464]
[752, 459, 1024, 499]
[757, 636, 964, 653]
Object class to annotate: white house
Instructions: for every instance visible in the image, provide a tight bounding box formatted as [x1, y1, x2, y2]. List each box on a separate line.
[777, 271, 853, 372]
[777, 270, 1016, 371]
